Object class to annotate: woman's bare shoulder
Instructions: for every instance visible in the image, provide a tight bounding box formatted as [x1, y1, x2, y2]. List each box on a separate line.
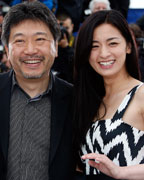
[134, 82, 144, 103]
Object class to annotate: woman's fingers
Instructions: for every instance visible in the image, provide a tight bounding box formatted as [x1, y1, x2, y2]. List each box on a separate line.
[82, 153, 107, 164]
[81, 153, 120, 178]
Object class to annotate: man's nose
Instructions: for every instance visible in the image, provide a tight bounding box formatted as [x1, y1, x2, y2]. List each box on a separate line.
[24, 41, 38, 54]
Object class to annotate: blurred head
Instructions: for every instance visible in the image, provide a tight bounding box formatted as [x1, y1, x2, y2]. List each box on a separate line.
[0, 13, 3, 25]
[56, 13, 74, 36]
[1, 51, 11, 70]
[89, 0, 111, 13]
[129, 23, 144, 39]
[74, 10, 140, 81]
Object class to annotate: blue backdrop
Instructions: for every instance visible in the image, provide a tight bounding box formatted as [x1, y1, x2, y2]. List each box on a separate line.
[127, 8, 144, 23]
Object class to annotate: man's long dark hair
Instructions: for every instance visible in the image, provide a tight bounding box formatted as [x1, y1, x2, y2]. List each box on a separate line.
[73, 10, 140, 157]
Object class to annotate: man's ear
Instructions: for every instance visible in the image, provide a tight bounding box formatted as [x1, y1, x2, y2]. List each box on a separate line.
[126, 43, 131, 54]
[4, 45, 9, 58]
[55, 41, 58, 57]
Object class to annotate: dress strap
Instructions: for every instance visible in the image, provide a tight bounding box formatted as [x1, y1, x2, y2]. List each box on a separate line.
[111, 83, 143, 122]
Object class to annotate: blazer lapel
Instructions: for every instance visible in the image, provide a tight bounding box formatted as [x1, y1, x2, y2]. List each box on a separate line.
[0, 71, 12, 162]
[49, 76, 71, 166]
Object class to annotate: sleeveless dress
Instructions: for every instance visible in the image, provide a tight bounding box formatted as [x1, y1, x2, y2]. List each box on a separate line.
[80, 84, 144, 180]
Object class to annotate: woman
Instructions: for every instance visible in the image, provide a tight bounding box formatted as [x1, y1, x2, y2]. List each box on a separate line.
[73, 10, 144, 179]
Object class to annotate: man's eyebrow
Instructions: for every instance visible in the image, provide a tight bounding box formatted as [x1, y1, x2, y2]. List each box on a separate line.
[34, 32, 48, 36]
[13, 32, 48, 38]
[13, 33, 24, 39]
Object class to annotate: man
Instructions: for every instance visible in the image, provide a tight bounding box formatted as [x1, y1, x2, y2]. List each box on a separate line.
[109, 0, 130, 19]
[0, 1, 73, 180]
[52, 13, 74, 83]
[57, 0, 85, 32]
[88, 0, 111, 13]
[56, 13, 75, 48]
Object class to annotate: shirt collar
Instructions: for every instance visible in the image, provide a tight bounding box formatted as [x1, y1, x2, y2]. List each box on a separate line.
[11, 71, 53, 100]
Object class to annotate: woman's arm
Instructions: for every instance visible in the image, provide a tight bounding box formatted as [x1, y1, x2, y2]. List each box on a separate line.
[82, 153, 144, 180]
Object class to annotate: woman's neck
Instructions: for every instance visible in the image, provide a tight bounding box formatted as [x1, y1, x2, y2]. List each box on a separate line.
[103, 73, 138, 98]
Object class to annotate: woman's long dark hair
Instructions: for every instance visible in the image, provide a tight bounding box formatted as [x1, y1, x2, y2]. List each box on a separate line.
[73, 10, 140, 155]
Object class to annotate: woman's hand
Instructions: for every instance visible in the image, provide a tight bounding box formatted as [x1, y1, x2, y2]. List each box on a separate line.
[82, 153, 121, 179]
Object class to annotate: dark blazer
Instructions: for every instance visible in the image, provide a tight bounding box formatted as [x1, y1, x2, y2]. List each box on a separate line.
[0, 70, 74, 180]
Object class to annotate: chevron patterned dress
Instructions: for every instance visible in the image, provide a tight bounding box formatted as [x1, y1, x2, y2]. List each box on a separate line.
[80, 84, 144, 177]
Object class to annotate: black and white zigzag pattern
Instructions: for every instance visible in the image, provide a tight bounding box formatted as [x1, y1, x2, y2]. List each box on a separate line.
[80, 83, 144, 175]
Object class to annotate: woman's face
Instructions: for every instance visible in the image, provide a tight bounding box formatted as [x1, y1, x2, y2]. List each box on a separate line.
[89, 23, 131, 79]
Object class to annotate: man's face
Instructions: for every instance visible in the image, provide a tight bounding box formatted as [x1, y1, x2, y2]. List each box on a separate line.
[5, 19, 58, 81]
[93, 2, 108, 13]
[60, 18, 74, 36]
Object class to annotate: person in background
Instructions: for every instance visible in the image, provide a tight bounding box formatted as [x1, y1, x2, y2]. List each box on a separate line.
[129, 23, 144, 82]
[57, 0, 85, 32]
[0, 0, 10, 19]
[0, 1, 11, 72]
[89, 0, 110, 13]
[73, 9, 144, 179]
[136, 14, 144, 33]
[109, 0, 130, 19]
[0, 49, 12, 72]
[0, 49, 12, 73]
[56, 12, 75, 48]
[129, 23, 144, 39]
[0, 1, 74, 179]
[82, 0, 110, 21]
[52, 12, 74, 83]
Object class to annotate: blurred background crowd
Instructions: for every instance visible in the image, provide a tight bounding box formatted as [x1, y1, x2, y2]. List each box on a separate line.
[0, 0, 144, 83]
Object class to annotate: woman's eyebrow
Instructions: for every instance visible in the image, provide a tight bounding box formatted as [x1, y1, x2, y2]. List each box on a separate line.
[92, 37, 120, 43]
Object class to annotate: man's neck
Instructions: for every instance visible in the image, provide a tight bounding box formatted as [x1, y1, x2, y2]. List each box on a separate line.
[15, 75, 50, 98]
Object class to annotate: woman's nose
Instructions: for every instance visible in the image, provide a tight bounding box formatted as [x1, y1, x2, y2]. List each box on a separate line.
[100, 45, 110, 58]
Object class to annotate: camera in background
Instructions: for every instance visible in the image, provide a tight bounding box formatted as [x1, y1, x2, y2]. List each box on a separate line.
[59, 22, 70, 41]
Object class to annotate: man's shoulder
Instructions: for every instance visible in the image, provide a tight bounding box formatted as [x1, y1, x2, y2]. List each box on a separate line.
[0, 71, 12, 99]
[55, 76, 73, 87]
[0, 71, 12, 85]
[0, 71, 11, 77]
[52, 73, 73, 96]
[52, 73, 73, 87]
